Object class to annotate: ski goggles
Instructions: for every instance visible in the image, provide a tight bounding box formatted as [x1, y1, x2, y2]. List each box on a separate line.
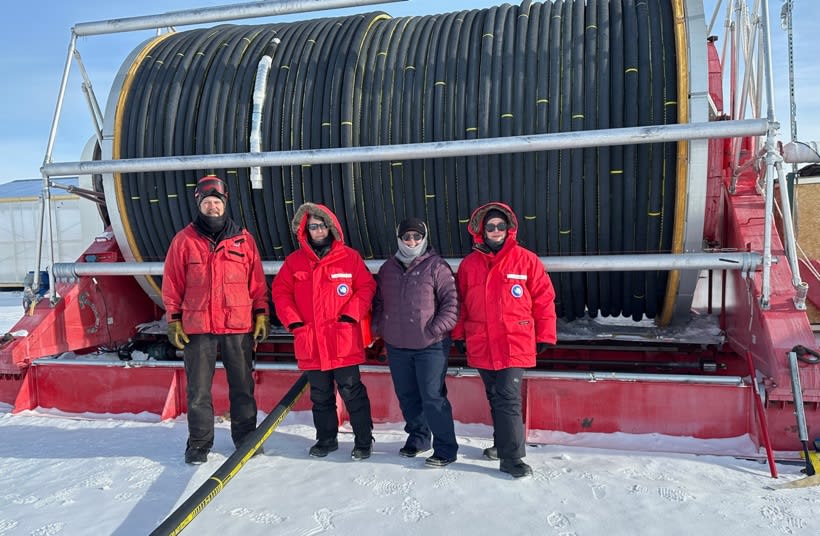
[194, 176, 228, 200]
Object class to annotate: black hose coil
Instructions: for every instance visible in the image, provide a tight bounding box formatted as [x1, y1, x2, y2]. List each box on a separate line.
[113, 0, 680, 320]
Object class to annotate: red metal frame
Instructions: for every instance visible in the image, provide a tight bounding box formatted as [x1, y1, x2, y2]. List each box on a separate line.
[0, 234, 161, 374]
[1, 30, 818, 459]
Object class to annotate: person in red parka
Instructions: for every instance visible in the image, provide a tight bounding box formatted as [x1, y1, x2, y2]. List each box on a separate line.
[271, 203, 377, 460]
[162, 175, 270, 465]
[451, 202, 557, 478]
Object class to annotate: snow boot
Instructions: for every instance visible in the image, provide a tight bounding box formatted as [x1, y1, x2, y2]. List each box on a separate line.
[399, 445, 431, 458]
[185, 446, 209, 465]
[425, 454, 457, 467]
[309, 438, 339, 458]
[500, 458, 532, 478]
[352, 437, 374, 460]
[483, 446, 499, 460]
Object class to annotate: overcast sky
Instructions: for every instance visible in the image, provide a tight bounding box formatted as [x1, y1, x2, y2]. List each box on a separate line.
[0, 0, 816, 183]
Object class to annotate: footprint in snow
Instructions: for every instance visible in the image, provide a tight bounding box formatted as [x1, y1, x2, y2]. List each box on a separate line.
[401, 496, 431, 523]
[29, 523, 65, 536]
[0, 520, 19, 535]
[760, 504, 808, 535]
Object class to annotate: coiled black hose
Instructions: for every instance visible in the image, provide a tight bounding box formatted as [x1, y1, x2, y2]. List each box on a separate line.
[113, 0, 680, 321]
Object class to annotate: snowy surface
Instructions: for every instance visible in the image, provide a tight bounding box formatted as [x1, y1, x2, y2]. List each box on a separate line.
[1, 291, 820, 535]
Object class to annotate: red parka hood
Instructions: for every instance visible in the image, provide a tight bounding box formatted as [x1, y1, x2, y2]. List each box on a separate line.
[292, 202, 345, 250]
[467, 201, 519, 246]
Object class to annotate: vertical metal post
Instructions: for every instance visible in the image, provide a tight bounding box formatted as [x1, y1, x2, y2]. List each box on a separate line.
[774, 158, 808, 309]
[784, 0, 797, 160]
[758, 0, 779, 309]
[35, 31, 78, 302]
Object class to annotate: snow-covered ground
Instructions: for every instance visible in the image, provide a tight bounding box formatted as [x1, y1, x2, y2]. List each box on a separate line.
[1, 290, 819, 535]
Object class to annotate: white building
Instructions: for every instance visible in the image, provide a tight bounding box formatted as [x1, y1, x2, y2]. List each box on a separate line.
[0, 177, 103, 287]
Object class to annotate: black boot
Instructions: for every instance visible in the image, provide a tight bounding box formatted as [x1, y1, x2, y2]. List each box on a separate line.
[309, 438, 339, 458]
[500, 458, 532, 478]
[483, 446, 499, 460]
[351, 437, 374, 460]
[185, 446, 209, 465]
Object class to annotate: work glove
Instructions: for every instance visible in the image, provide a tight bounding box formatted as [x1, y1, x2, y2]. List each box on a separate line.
[365, 337, 386, 362]
[253, 314, 270, 343]
[453, 340, 466, 355]
[287, 322, 304, 331]
[339, 314, 357, 324]
[167, 321, 189, 350]
[536, 342, 552, 354]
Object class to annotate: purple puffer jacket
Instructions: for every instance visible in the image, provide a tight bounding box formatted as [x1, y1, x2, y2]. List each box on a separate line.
[372, 249, 458, 350]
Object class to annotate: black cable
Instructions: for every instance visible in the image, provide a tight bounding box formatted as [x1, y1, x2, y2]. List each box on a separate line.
[583, 0, 600, 317]
[360, 17, 392, 258]
[659, 0, 678, 308]
[558, 0, 575, 319]
[301, 17, 345, 255]
[367, 18, 400, 253]
[240, 28, 285, 261]
[111, 1, 685, 322]
[633, 0, 651, 320]
[545, 0, 562, 315]
[518, 0, 536, 248]
[278, 22, 313, 245]
[608, 0, 625, 317]
[454, 9, 481, 254]
[476, 6, 496, 205]
[391, 16, 421, 225]
[621, 0, 639, 319]
[430, 13, 458, 256]
[595, 0, 612, 315]
[378, 17, 412, 234]
[489, 3, 509, 206]
[341, 15, 379, 256]
[355, 15, 389, 258]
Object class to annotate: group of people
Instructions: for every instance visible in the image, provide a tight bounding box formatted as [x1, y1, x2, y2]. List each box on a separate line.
[162, 175, 557, 479]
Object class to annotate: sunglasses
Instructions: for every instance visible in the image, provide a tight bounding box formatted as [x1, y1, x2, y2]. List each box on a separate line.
[307, 222, 328, 231]
[484, 222, 508, 232]
[401, 232, 424, 242]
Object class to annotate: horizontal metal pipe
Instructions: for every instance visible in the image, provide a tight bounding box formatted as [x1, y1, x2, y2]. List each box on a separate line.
[72, 0, 406, 36]
[31, 359, 744, 386]
[52, 252, 763, 279]
[42, 119, 767, 177]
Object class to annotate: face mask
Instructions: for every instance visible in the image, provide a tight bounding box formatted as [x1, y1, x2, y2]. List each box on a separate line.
[196, 212, 227, 235]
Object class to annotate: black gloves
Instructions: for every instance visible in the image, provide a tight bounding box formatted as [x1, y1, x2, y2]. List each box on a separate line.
[339, 315, 356, 323]
[536, 342, 552, 354]
[453, 340, 466, 355]
[288, 322, 304, 331]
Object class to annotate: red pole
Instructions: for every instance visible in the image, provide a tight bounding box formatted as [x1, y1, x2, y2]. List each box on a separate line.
[745, 350, 778, 478]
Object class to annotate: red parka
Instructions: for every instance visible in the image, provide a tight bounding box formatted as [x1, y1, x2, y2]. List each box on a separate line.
[162, 220, 269, 334]
[451, 202, 557, 370]
[271, 203, 377, 371]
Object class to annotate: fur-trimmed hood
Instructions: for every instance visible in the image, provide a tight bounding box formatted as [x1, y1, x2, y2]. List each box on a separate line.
[291, 202, 344, 243]
[466, 201, 519, 245]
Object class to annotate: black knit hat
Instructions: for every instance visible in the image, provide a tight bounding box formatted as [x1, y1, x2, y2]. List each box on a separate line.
[483, 208, 508, 225]
[397, 217, 426, 237]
